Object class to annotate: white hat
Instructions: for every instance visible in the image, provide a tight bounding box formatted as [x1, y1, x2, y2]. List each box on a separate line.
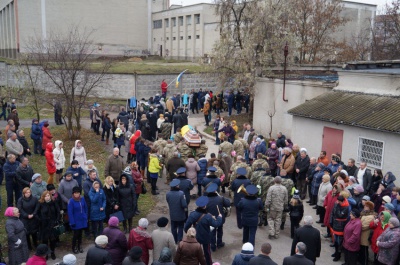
[383, 195, 392, 204]
[300, 148, 307, 153]
[63, 254, 77, 265]
[138, 218, 149, 228]
[242, 242, 254, 252]
[95, 235, 108, 245]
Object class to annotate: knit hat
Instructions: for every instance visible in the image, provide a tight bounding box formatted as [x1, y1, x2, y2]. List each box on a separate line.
[157, 217, 169, 228]
[389, 217, 400, 228]
[36, 244, 49, 256]
[362, 195, 371, 201]
[86, 160, 94, 165]
[364, 201, 374, 210]
[72, 186, 81, 194]
[322, 174, 331, 182]
[32, 173, 41, 182]
[351, 209, 361, 218]
[62, 254, 77, 265]
[382, 195, 392, 204]
[300, 148, 307, 153]
[95, 235, 108, 245]
[292, 190, 300, 200]
[129, 246, 143, 260]
[340, 170, 349, 176]
[337, 195, 345, 202]
[241, 242, 254, 255]
[384, 203, 395, 211]
[108, 216, 119, 227]
[354, 185, 364, 193]
[47, 184, 56, 191]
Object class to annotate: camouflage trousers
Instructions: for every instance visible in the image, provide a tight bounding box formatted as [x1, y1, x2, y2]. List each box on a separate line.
[268, 210, 283, 237]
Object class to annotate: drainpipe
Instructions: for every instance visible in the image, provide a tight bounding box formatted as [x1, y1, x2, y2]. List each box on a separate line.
[282, 42, 288, 102]
[14, 0, 20, 53]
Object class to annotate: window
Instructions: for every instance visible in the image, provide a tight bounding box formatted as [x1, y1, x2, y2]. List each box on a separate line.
[173, 37, 176, 40]
[194, 14, 200, 24]
[165, 18, 169, 28]
[196, 35, 200, 39]
[186, 15, 192, 25]
[153, 20, 162, 29]
[358, 137, 384, 168]
[172, 17, 176, 27]
[188, 35, 191, 40]
[180, 36, 183, 40]
[179, 16, 183, 26]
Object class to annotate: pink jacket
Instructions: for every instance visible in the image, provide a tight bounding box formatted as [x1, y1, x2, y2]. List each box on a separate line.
[343, 218, 362, 252]
[185, 158, 200, 184]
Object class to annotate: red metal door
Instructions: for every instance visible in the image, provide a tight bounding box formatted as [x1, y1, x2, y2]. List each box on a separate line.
[322, 127, 343, 159]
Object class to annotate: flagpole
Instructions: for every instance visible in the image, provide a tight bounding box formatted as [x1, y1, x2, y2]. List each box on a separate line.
[166, 69, 189, 87]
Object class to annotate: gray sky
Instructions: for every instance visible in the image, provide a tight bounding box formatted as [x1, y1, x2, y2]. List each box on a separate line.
[170, 0, 388, 10]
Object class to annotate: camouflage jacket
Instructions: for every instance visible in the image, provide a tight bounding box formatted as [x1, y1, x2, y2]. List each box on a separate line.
[196, 144, 208, 159]
[251, 159, 269, 171]
[281, 177, 294, 203]
[230, 162, 252, 183]
[265, 184, 288, 211]
[238, 139, 249, 150]
[163, 143, 177, 165]
[219, 141, 233, 158]
[174, 132, 183, 145]
[153, 139, 167, 154]
[233, 140, 244, 157]
[250, 169, 266, 185]
[177, 143, 192, 162]
[159, 122, 172, 140]
[258, 175, 275, 204]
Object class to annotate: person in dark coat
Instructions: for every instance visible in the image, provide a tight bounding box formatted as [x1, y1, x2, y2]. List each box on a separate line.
[117, 108, 130, 130]
[197, 155, 208, 196]
[172, 111, 183, 134]
[30, 118, 43, 155]
[38, 190, 60, 260]
[306, 158, 317, 204]
[85, 235, 113, 265]
[232, 242, 255, 265]
[283, 242, 313, 265]
[166, 179, 188, 243]
[174, 227, 206, 265]
[354, 162, 373, 194]
[119, 174, 137, 233]
[152, 247, 175, 265]
[176, 167, 194, 212]
[248, 243, 277, 265]
[139, 115, 152, 141]
[206, 183, 231, 252]
[146, 108, 158, 141]
[66, 160, 86, 188]
[68, 186, 88, 254]
[17, 129, 31, 157]
[295, 149, 310, 200]
[184, 196, 222, 265]
[201, 167, 222, 195]
[123, 246, 146, 265]
[17, 187, 39, 250]
[237, 185, 263, 247]
[288, 191, 304, 238]
[166, 154, 186, 182]
[5, 207, 30, 265]
[276, 132, 286, 149]
[104, 176, 120, 222]
[103, 216, 128, 265]
[15, 157, 35, 191]
[231, 167, 251, 229]
[84, 169, 103, 237]
[4, 154, 21, 207]
[291, 216, 321, 264]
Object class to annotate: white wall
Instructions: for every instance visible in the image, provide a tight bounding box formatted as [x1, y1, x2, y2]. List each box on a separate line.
[253, 78, 333, 139]
[292, 116, 400, 185]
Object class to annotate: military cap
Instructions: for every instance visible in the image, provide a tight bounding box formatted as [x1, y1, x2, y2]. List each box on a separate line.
[237, 167, 247, 176]
[196, 196, 209, 207]
[170, 179, 180, 187]
[246, 185, 258, 196]
[207, 166, 217, 172]
[206, 183, 218, 193]
[176, 167, 186, 174]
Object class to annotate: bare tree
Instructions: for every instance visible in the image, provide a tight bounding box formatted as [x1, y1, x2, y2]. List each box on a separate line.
[289, 0, 348, 63]
[23, 26, 112, 138]
[371, 0, 400, 60]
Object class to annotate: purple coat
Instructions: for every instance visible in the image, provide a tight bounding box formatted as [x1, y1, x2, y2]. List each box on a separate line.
[266, 148, 279, 170]
[103, 226, 128, 265]
[342, 218, 362, 252]
[377, 227, 400, 265]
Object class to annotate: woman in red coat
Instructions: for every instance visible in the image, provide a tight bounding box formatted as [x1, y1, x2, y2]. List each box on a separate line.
[131, 162, 142, 215]
[42, 121, 53, 153]
[129, 130, 141, 162]
[323, 182, 343, 238]
[128, 218, 153, 265]
[45, 142, 56, 184]
[369, 211, 391, 263]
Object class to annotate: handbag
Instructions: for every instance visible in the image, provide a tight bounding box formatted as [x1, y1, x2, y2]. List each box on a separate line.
[53, 221, 66, 236]
[110, 210, 125, 222]
[141, 182, 147, 194]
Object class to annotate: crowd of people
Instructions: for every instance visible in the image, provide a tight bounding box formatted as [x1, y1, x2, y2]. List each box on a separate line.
[2, 90, 400, 265]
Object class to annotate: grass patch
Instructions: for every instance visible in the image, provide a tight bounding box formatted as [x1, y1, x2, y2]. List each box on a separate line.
[203, 125, 214, 136]
[92, 62, 213, 74]
[0, 125, 155, 256]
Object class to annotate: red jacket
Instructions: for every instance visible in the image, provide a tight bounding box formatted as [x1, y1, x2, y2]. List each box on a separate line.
[323, 190, 338, 227]
[42, 126, 53, 150]
[129, 130, 141, 154]
[128, 227, 153, 265]
[26, 255, 47, 265]
[161, 81, 168, 93]
[45, 142, 56, 174]
[131, 169, 143, 194]
[343, 218, 362, 252]
[370, 215, 390, 253]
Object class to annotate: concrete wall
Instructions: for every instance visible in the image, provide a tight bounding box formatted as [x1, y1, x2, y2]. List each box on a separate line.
[0, 62, 219, 99]
[253, 78, 333, 139]
[291, 116, 400, 185]
[335, 70, 400, 96]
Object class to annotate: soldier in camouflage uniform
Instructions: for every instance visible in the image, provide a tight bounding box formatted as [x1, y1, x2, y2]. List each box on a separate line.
[177, 140, 193, 162]
[233, 138, 245, 158]
[251, 153, 269, 171]
[279, 170, 294, 230]
[162, 140, 177, 183]
[265, 176, 288, 239]
[212, 160, 224, 179]
[154, 138, 167, 154]
[220, 153, 232, 193]
[229, 156, 252, 184]
[250, 163, 267, 185]
[219, 136, 233, 159]
[159, 118, 172, 140]
[196, 140, 208, 159]
[173, 128, 183, 145]
[255, 168, 274, 226]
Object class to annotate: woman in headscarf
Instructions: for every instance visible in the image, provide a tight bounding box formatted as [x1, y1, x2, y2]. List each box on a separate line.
[157, 114, 165, 132]
[370, 211, 391, 264]
[70, 140, 87, 167]
[41, 120, 53, 154]
[152, 247, 175, 265]
[5, 207, 29, 265]
[128, 218, 153, 265]
[174, 227, 206, 265]
[317, 174, 332, 224]
[45, 142, 56, 184]
[129, 130, 141, 162]
[376, 217, 400, 265]
[53, 140, 66, 183]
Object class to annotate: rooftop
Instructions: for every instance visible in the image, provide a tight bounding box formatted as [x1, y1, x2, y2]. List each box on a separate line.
[288, 91, 400, 134]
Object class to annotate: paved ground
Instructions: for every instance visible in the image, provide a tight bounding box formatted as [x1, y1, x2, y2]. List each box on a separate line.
[11, 113, 346, 264]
